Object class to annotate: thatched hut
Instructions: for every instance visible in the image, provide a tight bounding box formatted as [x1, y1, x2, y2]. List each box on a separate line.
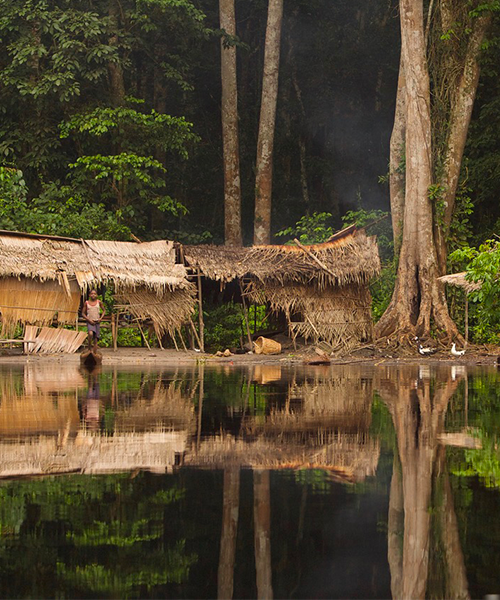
[0, 230, 196, 341]
[183, 227, 380, 350]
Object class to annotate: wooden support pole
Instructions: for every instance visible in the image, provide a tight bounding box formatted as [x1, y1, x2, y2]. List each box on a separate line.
[239, 280, 253, 350]
[197, 270, 205, 352]
[178, 327, 188, 352]
[189, 318, 203, 350]
[111, 313, 118, 352]
[136, 319, 151, 350]
[464, 295, 469, 348]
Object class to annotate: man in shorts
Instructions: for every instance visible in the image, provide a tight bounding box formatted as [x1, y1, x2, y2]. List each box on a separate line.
[82, 289, 105, 352]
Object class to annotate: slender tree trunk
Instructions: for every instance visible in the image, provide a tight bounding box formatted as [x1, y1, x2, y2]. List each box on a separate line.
[434, 8, 492, 272]
[220, 0, 243, 246]
[375, 0, 459, 341]
[108, 1, 126, 106]
[218, 468, 240, 600]
[254, 469, 273, 599]
[254, 0, 284, 245]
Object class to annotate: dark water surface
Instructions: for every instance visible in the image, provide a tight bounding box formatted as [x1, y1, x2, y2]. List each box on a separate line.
[0, 361, 499, 599]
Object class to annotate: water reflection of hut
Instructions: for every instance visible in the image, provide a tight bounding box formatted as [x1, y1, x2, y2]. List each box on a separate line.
[114, 381, 196, 432]
[0, 230, 196, 347]
[183, 227, 380, 350]
[0, 376, 80, 437]
[187, 366, 379, 482]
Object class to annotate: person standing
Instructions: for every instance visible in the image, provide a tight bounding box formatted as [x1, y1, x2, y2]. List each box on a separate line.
[82, 289, 105, 352]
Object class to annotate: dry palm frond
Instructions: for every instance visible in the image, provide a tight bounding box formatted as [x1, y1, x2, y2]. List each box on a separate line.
[247, 281, 374, 350]
[115, 286, 196, 338]
[183, 229, 380, 287]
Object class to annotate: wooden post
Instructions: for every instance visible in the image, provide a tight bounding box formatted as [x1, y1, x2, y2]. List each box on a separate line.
[111, 313, 118, 352]
[197, 269, 205, 352]
[136, 319, 151, 350]
[464, 295, 469, 348]
[239, 280, 253, 350]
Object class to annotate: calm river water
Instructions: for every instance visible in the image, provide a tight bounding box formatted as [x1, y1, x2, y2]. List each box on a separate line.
[0, 361, 499, 599]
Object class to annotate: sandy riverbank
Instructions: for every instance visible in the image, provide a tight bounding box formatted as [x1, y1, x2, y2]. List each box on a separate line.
[0, 343, 498, 368]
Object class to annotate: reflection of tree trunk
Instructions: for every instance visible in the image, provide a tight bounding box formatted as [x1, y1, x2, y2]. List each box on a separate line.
[377, 367, 462, 600]
[218, 468, 240, 600]
[388, 455, 403, 600]
[254, 469, 273, 599]
[435, 447, 470, 600]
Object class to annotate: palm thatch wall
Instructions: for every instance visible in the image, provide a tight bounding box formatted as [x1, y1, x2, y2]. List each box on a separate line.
[0, 276, 81, 336]
[0, 231, 195, 339]
[183, 229, 380, 349]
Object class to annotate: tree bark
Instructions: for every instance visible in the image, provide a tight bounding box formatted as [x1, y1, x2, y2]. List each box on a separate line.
[220, 0, 243, 247]
[254, 0, 284, 246]
[108, 1, 126, 107]
[389, 55, 406, 256]
[375, 0, 459, 341]
[434, 8, 492, 272]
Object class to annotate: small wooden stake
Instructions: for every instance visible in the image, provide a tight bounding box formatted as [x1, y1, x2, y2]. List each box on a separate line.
[197, 269, 205, 352]
[239, 280, 253, 350]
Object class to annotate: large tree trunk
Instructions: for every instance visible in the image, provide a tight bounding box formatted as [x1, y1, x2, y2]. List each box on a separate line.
[254, 0, 284, 246]
[375, 0, 458, 341]
[389, 55, 406, 256]
[220, 0, 243, 247]
[434, 7, 492, 272]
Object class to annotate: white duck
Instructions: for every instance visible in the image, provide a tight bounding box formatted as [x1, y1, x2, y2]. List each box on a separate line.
[415, 337, 437, 356]
[451, 343, 466, 357]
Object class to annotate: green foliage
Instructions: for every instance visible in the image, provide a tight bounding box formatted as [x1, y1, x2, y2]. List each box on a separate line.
[0, 168, 130, 238]
[276, 212, 335, 244]
[450, 239, 500, 342]
[203, 302, 243, 351]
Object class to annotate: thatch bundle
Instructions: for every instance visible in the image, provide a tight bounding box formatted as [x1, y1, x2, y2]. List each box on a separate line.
[438, 272, 482, 293]
[183, 229, 380, 287]
[115, 287, 196, 338]
[247, 281, 373, 349]
[0, 231, 194, 339]
[184, 230, 379, 349]
[0, 232, 187, 292]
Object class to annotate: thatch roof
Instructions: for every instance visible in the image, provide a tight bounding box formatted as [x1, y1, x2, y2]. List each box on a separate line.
[0, 230, 189, 292]
[438, 271, 482, 293]
[183, 228, 380, 287]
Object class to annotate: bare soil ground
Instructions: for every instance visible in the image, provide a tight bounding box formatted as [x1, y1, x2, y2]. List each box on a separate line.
[0, 338, 498, 368]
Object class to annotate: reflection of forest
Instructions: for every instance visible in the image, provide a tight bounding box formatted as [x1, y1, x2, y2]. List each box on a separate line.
[0, 363, 494, 599]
